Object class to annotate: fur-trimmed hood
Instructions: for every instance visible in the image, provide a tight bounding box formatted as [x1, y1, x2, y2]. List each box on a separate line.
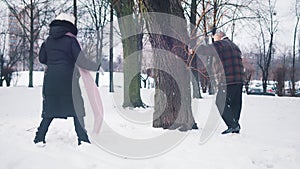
[49, 20, 78, 39]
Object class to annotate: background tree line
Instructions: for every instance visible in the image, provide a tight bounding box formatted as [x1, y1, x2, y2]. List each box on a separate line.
[0, 0, 299, 129]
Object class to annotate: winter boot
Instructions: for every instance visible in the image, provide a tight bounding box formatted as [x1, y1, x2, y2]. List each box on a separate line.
[34, 118, 53, 144]
[78, 137, 91, 145]
[33, 132, 46, 144]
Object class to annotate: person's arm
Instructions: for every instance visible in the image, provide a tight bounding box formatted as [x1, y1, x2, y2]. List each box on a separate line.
[194, 43, 218, 57]
[39, 42, 47, 64]
[71, 38, 99, 71]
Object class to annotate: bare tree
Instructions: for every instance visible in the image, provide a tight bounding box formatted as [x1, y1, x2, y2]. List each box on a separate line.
[188, 0, 202, 98]
[80, 0, 109, 86]
[242, 52, 256, 93]
[2, 0, 56, 87]
[0, 31, 27, 86]
[291, 0, 300, 96]
[255, 0, 278, 94]
[0, 13, 7, 86]
[109, 1, 114, 92]
[274, 51, 288, 96]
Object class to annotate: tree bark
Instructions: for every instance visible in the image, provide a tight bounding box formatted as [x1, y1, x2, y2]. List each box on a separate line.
[28, 0, 34, 87]
[291, 17, 299, 96]
[73, 0, 77, 26]
[190, 0, 202, 99]
[143, 0, 197, 130]
[111, 0, 144, 107]
[109, 3, 114, 92]
[208, 0, 218, 95]
[0, 53, 3, 86]
[95, 27, 100, 87]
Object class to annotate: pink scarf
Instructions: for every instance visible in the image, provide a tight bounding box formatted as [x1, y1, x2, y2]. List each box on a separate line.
[66, 32, 103, 134]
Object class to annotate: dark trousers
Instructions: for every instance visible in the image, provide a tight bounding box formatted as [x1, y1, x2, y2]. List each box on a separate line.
[216, 84, 243, 128]
[35, 117, 89, 141]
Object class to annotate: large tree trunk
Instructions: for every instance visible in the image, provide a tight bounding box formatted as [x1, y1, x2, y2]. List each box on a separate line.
[190, 0, 202, 99]
[199, 0, 209, 94]
[143, 0, 197, 130]
[112, 0, 144, 107]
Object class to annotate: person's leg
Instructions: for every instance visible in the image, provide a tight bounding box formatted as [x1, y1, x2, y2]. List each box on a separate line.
[230, 84, 243, 127]
[34, 118, 54, 143]
[216, 85, 235, 128]
[73, 117, 90, 145]
[216, 86, 226, 114]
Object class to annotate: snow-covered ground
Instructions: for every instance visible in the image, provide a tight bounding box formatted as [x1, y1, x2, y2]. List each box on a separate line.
[0, 71, 299, 169]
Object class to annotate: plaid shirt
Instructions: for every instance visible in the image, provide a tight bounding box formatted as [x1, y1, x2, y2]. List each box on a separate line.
[196, 37, 245, 85]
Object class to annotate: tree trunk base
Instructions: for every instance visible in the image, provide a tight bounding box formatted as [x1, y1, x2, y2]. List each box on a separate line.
[153, 122, 198, 131]
[122, 99, 147, 108]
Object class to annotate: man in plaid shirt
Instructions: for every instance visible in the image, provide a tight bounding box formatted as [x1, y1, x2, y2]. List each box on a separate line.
[194, 31, 245, 134]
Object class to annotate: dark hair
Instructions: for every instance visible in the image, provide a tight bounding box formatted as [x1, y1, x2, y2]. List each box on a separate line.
[49, 20, 78, 35]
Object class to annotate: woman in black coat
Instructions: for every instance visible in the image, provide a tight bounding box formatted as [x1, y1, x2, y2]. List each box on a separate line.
[34, 13, 98, 145]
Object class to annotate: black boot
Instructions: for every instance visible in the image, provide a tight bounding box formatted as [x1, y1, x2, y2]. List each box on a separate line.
[221, 125, 240, 134]
[78, 137, 91, 145]
[34, 118, 53, 144]
[74, 117, 91, 145]
[33, 132, 46, 144]
[192, 122, 199, 130]
[34, 138, 46, 144]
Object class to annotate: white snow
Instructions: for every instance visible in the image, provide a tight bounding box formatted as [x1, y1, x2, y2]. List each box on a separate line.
[0, 71, 299, 169]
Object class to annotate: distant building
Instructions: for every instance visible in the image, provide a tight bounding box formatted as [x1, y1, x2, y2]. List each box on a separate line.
[8, 5, 40, 71]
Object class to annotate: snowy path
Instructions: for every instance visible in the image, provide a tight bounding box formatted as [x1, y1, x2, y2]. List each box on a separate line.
[0, 85, 299, 169]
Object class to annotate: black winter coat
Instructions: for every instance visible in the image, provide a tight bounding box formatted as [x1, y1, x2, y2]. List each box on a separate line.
[39, 21, 98, 118]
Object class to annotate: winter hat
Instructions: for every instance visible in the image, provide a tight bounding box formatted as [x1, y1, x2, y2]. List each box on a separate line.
[49, 13, 78, 35]
[55, 13, 75, 25]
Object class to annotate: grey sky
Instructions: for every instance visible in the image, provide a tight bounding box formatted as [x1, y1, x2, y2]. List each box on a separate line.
[0, 0, 299, 51]
[235, 0, 298, 51]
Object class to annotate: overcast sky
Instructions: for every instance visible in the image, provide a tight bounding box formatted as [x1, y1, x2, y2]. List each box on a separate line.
[0, 0, 299, 52]
[274, 0, 297, 47]
[235, 0, 298, 52]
